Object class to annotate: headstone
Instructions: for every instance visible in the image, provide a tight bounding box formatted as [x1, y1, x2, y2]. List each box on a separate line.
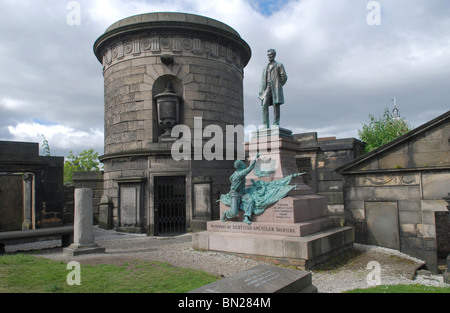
[98, 194, 113, 230]
[63, 188, 105, 256]
[193, 177, 212, 220]
[189, 265, 317, 293]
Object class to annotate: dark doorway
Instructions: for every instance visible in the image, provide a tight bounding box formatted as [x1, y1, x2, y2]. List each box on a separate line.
[154, 176, 186, 235]
[435, 211, 450, 259]
[0, 175, 24, 231]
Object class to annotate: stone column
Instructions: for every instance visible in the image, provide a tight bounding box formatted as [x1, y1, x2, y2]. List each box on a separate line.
[22, 173, 33, 230]
[63, 188, 105, 256]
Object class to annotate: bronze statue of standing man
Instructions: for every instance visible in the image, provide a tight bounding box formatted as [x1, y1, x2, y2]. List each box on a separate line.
[258, 49, 288, 128]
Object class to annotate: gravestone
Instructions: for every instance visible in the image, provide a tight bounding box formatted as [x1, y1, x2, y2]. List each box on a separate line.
[63, 188, 105, 256]
[189, 265, 317, 293]
[98, 194, 113, 230]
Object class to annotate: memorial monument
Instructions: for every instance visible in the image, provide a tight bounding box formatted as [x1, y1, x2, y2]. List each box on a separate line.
[94, 12, 251, 234]
[192, 49, 354, 270]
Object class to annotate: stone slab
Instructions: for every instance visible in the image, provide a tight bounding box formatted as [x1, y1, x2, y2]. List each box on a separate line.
[63, 244, 105, 257]
[189, 265, 317, 293]
[74, 188, 95, 245]
[207, 217, 340, 237]
[250, 126, 293, 139]
[192, 226, 355, 268]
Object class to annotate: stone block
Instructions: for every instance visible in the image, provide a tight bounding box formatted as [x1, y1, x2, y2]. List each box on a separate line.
[63, 244, 105, 257]
[365, 201, 400, 250]
[207, 218, 340, 237]
[208, 232, 285, 258]
[192, 226, 354, 269]
[399, 210, 422, 224]
[422, 172, 450, 199]
[99, 195, 113, 230]
[283, 227, 354, 260]
[372, 186, 421, 201]
[400, 224, 417, 236]
[189, 265, 317, 293]
[220, 195, 328, 224]
[398, 200, 421, 212]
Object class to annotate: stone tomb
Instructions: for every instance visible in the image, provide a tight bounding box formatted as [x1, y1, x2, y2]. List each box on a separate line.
[189, 264, 317, 293]
[193, 131, 354, 269]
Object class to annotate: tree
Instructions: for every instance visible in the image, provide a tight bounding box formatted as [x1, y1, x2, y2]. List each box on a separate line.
[41, 135, 51, 156]
[358, 108, 413, 153]
[64, 149, 102, 184]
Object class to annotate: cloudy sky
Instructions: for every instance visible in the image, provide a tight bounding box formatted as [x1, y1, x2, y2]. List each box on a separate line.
[1, 0, 449, 157]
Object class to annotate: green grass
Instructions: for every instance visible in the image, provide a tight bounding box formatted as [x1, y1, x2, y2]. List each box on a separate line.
[345, 284, 450, 293]
[0, 254, 219, 293]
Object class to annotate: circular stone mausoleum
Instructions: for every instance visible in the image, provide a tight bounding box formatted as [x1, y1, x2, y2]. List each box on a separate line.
[94, 12, 251, 234]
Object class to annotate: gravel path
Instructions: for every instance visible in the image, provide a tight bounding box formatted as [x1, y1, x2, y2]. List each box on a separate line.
[7, 227, 449, 293]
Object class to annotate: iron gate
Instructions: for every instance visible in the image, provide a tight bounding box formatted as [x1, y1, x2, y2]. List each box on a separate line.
[154, 176, 186, 235]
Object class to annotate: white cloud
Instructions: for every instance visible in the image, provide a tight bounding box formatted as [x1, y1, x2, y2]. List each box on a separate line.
[7, 122, 104, 156]
[0, 0, 449, 158]
[0, 98, 28, 111]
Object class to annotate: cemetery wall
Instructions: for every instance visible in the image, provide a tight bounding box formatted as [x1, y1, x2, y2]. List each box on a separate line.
[338, 110, 450, 272]
[0, 141, 64, 231]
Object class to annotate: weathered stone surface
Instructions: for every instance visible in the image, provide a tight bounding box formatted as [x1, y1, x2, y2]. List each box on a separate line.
[338, 111, 450, 273]
[189, 265, 317, 293]
[73, 189, 95, 245]
[63, 188, 105, 256]
[365, 201, 400, 250]
[207, 217, 340, 237]
[99, 195, 113, 230]
[219, 194, 328, 224]
[95, 13, 252, 233]
[192, 226, 354, 269]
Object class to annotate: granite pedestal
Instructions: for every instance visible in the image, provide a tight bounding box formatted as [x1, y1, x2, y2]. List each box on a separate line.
[192, 132, 354, 269]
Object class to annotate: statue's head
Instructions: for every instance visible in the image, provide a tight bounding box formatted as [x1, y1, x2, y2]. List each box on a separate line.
[234, 160, 246, 170]
[267, 49, 276, 61]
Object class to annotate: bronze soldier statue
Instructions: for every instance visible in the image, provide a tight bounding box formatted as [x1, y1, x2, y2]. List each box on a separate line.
[258, 49, 288, 128]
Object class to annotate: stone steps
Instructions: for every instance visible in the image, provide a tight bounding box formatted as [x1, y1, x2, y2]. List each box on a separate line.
[192, 226, 355, 270]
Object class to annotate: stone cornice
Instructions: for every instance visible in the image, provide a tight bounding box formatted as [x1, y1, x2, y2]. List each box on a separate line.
[94, 13, 251, 70]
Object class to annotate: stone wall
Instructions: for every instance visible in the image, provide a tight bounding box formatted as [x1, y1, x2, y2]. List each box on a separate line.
[293, 133, 365, 218]
[72, 171, 104, 224]
[63, 185, 74, 224]
[0, 141, 64, 230]
[342, 170, 449, 270]
[338, 111, 450, 272]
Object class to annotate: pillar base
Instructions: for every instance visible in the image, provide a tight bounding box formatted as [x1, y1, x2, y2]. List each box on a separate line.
[63, 243, 105, 257]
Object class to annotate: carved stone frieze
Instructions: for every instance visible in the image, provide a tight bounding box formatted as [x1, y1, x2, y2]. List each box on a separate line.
[102, 35, 243, 71]
[344, 172, 420, 187]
